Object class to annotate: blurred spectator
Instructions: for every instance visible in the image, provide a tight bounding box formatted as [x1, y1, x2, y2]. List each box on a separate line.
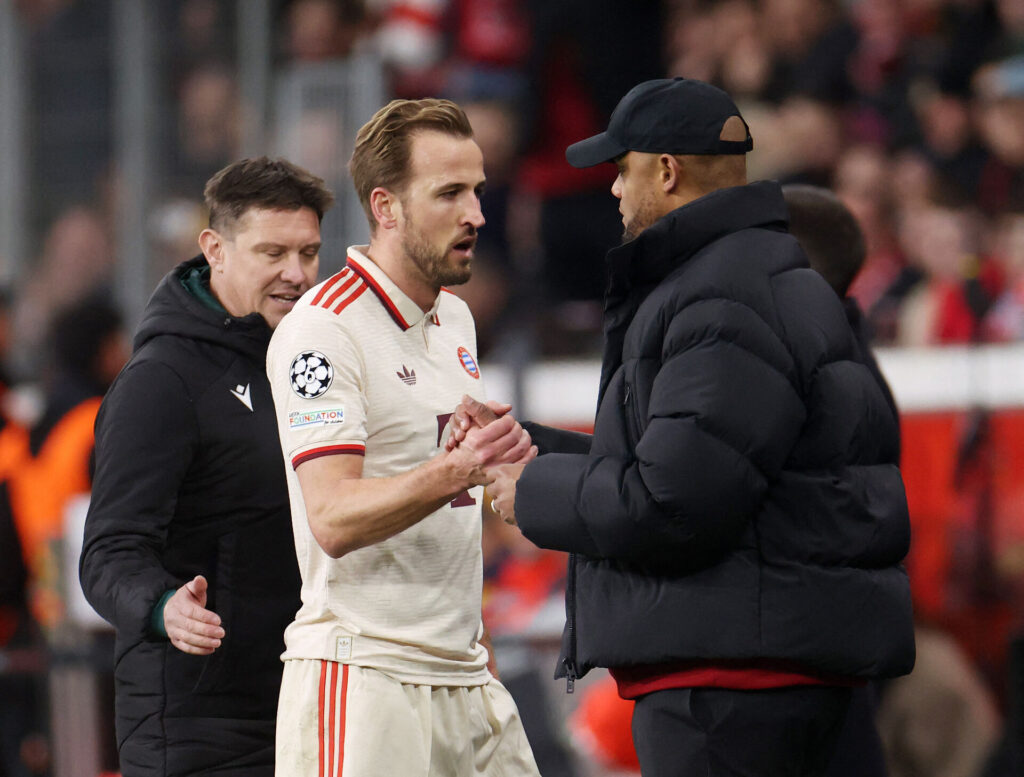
[877, 190, 1004, 346]
[834, 144, 907, 313]
[280, 0, 369, 63]
[513, 0, 662, 355]
[9, 295, 128, 635]
[10, 207, 115, 380]
[911, 85, 991, 204]
[167, 64, 241, 197]
[0, 294, 126, 777]
[164, 0, 234, 84]
[759, 0, 858, 104]
[981, 209, 1024, 340]
[878, 624, 1001, 777]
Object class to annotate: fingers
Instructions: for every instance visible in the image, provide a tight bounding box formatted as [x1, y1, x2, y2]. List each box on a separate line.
[448, 397, 515, 453]
[462, 394, 503, 426]
[494, 427, 533, 465]
[164, 578, 224, 655]
[483, 399, 512, 416]
[486, 464, 521, 526]
[465, 416, 529, 466]
[185, 575, 208, 605]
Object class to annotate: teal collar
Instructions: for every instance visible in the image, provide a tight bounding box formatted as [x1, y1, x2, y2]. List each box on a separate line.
[181, 264, 228, 315]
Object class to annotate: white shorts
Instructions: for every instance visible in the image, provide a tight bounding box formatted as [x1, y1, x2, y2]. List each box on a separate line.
[275, 660, 541, 777]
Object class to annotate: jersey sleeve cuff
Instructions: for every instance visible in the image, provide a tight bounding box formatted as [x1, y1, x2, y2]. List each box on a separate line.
[291, 443, 366, 469]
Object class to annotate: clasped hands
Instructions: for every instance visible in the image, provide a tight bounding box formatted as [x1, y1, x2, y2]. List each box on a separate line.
[446, 395, 534, 526]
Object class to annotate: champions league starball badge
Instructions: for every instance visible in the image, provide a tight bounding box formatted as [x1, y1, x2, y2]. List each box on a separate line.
[290, 351, 334, 398]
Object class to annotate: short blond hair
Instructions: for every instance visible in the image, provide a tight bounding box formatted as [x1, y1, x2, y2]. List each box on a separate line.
[348, 98, 473, 231]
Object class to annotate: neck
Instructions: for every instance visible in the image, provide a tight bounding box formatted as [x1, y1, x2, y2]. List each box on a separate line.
[364, 239, 438, 313]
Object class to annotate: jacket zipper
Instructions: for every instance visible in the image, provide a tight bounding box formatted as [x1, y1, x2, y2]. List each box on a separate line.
[563, 551, 578, 693]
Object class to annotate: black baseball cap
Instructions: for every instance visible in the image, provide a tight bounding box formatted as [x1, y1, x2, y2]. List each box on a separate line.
[565, 78, 753, 169]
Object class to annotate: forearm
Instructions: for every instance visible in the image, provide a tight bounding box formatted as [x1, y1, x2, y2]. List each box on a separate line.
[79, 531, 179, 637]
[304, 452, 470, 558]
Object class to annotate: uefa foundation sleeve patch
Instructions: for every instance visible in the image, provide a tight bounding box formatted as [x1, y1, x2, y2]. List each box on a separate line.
[290, 351, 334, 398]
[288, 407, 345, 429]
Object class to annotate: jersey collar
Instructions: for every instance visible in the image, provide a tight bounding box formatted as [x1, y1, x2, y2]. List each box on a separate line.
[346, 247, 439, 331]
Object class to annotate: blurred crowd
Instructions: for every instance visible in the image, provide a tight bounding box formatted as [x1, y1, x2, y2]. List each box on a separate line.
[10, 0, 1024, 364]
[3, 0, 1024, 776]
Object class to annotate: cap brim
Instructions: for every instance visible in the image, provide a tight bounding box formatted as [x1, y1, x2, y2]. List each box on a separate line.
[565, 132, 626, 168]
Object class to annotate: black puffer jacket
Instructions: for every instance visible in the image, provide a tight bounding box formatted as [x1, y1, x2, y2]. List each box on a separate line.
[517, 181, 915, 682]
[80, 256, 301, 777]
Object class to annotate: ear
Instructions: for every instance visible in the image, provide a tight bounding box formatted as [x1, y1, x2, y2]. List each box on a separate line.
[198, 228, 225, 272]
[369, 187, 400, 231]
[658, 154, 682, 194]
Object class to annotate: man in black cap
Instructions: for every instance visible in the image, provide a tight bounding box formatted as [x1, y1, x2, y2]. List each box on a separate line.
[474, 78, 916, 775]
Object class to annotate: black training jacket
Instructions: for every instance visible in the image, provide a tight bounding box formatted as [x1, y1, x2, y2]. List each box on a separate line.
[79, 256, 301, 777]
[517, 181, 915, 683]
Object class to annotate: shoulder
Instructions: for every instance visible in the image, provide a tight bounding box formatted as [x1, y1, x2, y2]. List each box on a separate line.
[439, 288, 474, 326]
[298, 267, 371, 320]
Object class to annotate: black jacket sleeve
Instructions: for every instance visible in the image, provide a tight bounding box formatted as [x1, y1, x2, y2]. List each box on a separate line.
[521, 421, 592, 455]
[517, 301, 806, 567]
[79, 359, 199, 643]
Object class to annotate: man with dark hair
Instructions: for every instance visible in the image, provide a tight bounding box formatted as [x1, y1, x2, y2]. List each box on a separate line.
[474, 78, 915, 776]
[266, 99, 540, 777]
[783, 183, 896, 777]
[783, 183, 899, 440]
[80, 156, 334, 777]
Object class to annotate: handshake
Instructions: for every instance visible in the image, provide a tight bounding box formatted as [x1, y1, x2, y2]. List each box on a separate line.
[443, 395, 536, 526]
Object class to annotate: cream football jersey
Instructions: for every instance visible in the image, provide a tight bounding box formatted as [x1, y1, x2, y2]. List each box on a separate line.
[267, 248, 491, 685]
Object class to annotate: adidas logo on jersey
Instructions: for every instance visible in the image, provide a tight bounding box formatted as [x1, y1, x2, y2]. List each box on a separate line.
[397, 365, 416, 385]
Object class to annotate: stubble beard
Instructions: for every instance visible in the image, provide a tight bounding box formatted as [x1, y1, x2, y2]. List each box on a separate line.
[403, 225, 473, 288]
[621, 194, 659, 244]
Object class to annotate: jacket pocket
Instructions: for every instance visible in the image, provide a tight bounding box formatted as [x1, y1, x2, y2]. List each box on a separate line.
[623, 361, 645, 448]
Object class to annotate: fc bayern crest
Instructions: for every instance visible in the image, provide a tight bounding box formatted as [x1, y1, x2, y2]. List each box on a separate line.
[290, 351, 334, 398]
[457, 346, 480, 379]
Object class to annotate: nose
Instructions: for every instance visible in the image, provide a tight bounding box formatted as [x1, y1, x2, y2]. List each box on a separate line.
[280, 252, 310, 285]
[611, 174, 623, 199]
[464, 195, 485, 229]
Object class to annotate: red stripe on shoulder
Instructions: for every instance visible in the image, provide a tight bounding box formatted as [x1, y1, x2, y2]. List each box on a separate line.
[320, 272, 360, 309]
[332, 282, 367, 315]
[311, 270, 350, 306]
[347, 257, 411, 330]
[292, 444, 366, 469]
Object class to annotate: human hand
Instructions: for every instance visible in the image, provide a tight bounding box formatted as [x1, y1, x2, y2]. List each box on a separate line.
[486, 459, 533, 526]
[445, 414, 536, 489]
[445, 395, 511, 451]
[163, 575, 225, 655]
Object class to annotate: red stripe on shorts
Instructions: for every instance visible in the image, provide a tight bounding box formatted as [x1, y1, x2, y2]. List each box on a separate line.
[318, 660, 327, 777]
[338, 664, 349, 774]
[328, 663, 338, 777]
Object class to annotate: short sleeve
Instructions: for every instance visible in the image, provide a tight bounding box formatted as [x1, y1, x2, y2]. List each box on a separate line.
[267, 308, 368, 469]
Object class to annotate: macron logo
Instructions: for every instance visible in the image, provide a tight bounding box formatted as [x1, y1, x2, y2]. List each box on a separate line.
[396, 365, 416, 386]
[230, 383, 253, 411]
